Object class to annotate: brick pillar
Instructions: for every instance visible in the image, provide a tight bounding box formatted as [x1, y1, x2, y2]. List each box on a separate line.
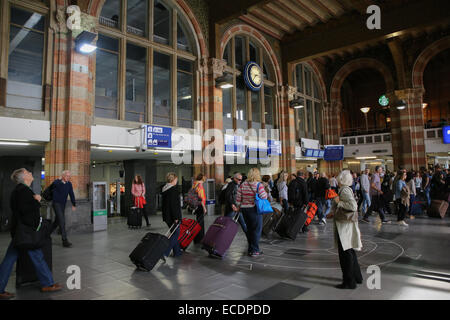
[389, 88, 427, 171]
[44, 6, 96, 233]
[279, 85, 297, 174]
[321, 102, 343, 175]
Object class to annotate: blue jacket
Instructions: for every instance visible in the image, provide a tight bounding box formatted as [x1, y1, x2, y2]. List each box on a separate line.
[52, 179, 76, 207]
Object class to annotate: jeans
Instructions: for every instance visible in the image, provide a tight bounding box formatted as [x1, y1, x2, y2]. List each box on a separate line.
[281, 199, 289, 215]
[51, 202, 67, 241]
[225, 211, 248, 234]
[361, 192, 371, 215]
[164, 223, 182, 257]
[409, 194, 416, 215]
[241, 206, 262, 254]
[0, 241, 54, 293]
[317, 197, 331, 221]
[424, 188, 431, 207]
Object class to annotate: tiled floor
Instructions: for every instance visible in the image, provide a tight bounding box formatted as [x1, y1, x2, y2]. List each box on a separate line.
[1, 211, 449, 300]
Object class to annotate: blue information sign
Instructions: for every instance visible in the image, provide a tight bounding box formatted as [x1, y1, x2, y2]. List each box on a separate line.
[324, 145, 344, 161]
[268, 140, 281, 156]
[443, 126, 450, 144]
[225, 135, 245, 153]
[303, 148, 324, 158]
[146, 125, 172, 148]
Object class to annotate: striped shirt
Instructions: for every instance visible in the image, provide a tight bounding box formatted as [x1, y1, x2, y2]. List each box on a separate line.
[236, 181, 268, 208]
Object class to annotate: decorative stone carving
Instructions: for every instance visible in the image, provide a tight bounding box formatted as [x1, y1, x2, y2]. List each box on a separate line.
[199, 58, 227, 78]
[54, 7, 98, 39]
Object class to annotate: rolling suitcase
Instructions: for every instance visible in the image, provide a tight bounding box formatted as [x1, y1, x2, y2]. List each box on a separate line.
[262, 203, 283, 236]
[428, 200, 448, 218]
[16, 237, 52, 287]
[201, 213, 240, 258]
[129, 223, 179, 271]
[128, 207, 142, 229]
[275, 206, 307, 240]
[178, 218, 201, 250]
[304, 202, 318, 227]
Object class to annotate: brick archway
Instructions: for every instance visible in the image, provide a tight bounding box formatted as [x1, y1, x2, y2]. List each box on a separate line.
[88, 0, 208, 58]
[412, 36, 450, 89]
[330, 58, 395, 106]
[220, 24, 283, 85]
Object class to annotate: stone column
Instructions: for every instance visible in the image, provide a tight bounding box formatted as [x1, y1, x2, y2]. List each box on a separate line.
[389, 88, 427, 171]
[279, 85, 297, 174]
[320, 101, 343, 175]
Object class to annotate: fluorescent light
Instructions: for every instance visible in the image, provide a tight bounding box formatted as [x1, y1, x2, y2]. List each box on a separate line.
[94, 146, 137, 151]
[220, 83, 233, 89]
[98, 144, 137, 148]
[78, 43, 97, 54]
[180, 95, 191, 100]
[356, 156, 377, 160]
[294, 105, 304, 109]
[0, 141, 30, 146]
[396, 106, 406, 110]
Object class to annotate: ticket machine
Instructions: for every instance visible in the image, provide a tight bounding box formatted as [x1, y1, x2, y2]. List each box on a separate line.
[92, 181, 107, 231]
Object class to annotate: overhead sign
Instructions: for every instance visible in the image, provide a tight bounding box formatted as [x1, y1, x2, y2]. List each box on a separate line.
[146, 125, 172, 148]
[443, 126, 450, 144]
[324, 145, 344, 161]
[303, 148, 324, 158]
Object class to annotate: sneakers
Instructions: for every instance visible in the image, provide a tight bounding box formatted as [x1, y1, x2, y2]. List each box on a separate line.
[41, 283, 62, 293]
[0, 291, 15, 300]
[381, 220, 391, 224]
[318, 221, 325, 226]
[321, 218, 327, 225]
[62, 240, 72, 248]
[398, 220, 409, 226]
[248, 251, 264, 257]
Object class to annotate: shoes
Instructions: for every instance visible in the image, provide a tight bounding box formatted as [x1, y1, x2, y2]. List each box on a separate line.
[249, 251, 264, 257]
[318, 221, 325, 226]
[410, 215, 415, 220]
[356, 279, 363, 284]
[0, 291, 15, 300]
[62, 240, 72, 248]
[321, 218, 327, 225]
[398, 220, 409, 226]
[381, 220, 391, 224]
[361, 218, 370, 223]
[41, 283, 62, 293]
[335, 283, 356, 290]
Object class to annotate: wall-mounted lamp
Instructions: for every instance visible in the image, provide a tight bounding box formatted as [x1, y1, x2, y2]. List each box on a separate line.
[394, 99, 407, 110]
[290, 97, 305, 109]
[75, 31, 97, 54]
[215, 73, 233, 89]
[422, 103, 428, 109]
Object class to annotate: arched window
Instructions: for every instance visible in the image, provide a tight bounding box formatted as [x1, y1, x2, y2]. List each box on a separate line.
[292, 63, 323, 142]
[97, 0, 197, 128]
[221, 35, 277, 132]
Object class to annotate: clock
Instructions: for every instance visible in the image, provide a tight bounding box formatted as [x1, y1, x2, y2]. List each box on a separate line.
[243, 61, 263, 91]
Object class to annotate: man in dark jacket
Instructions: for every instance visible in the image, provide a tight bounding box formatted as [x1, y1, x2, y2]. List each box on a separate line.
[0, 168, 62, 300]
[288, 171, 308, 209]
[161, 172, 182, 257]
[225, 173, 247, 233]
[49, 170, 76, 248]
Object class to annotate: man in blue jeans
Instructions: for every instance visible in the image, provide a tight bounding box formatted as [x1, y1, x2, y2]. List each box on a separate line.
[0, 168, 62, 299]
[315, 173, 331, 225]
[360, 168, 371, 216]
[225, 173, 248, 233]
[50, 170, 76, 248]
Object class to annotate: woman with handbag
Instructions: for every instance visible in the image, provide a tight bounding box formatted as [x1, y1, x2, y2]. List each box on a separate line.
[235, 168, 268, 257]
[131, 175, 150, 227]
[0, 168, 62, 300]
[192, 173, 207, 244]
[329, 170, 363, 289]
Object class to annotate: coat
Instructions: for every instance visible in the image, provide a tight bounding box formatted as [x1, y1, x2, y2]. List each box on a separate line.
[161, 183, 182, 227]
[10, 183, 41, 238]
[333, 186, 363, 252]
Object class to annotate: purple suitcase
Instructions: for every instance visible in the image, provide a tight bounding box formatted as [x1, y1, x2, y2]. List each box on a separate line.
[201, 214, 240, 258]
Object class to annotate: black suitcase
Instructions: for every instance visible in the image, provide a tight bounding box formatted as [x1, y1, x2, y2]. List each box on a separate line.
[16, 237, 52, 287]
[128, 207, 142, 229]
[275, 206, 307, 240]
[129, 223, 179, 271]
[262, 206, 283, 236]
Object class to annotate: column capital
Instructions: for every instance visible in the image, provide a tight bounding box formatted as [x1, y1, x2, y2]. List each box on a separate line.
[53, 7, 98, 37]
[279, 85, 297, 101]
[393, 88, 425, 101]
[199, 58, 227, 78]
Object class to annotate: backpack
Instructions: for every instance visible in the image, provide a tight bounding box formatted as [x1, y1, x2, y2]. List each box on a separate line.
[218, 185, 228, 206]
[184, 185, 201, 209]
[42, 181, 56, 201]
[271, 183, 279, 200]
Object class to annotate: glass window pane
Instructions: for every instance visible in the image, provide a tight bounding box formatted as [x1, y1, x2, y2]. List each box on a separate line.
[95, 37, 119, 119]
[236, 79, 247, 130]
[99, 0, 120, 29]
[235, 36, 245, 69]
[264, 86, 273, 130]
[177, 58, 193, 128]
[295, 64, 303, 93]
[297, 107, 305, 137]
[223, 41, 231, 66]
[154, 0, 171, 45]
[304, 67, 312, 96]
[251, 91, 261, 130]
[97, 34, 119, 52]
[223, 87, 233, 130]
[125, 43, 146, 122]
[306, 100, 313, 137]
[127, 0, 147, 37]
[177, 14, 192, 52]
[315, 102, 322, 142]
[153, 51, 171, 126]
[313, 78, 320, 99]
[11, 7, 45, 31]
[250, 41, 259, 63]
[7, 23, 44, 110]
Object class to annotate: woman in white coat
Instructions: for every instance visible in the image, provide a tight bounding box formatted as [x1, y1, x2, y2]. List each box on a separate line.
[329, 170, 363, 289]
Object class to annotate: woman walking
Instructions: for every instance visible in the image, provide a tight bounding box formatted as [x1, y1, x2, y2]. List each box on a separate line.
[277, 172, 289, 213]
[192, 173, 207, 244]
[235, 168, 268, 257]
[131, 175, 150, 227]
[161, 172, 182, 257]
[329, 170, 363, 289]
[396, 172, 409, 226]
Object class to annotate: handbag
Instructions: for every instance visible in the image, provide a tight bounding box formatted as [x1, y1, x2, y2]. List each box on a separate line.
[13, 217, 51, 250]
[325, 189, 338, 200]
[249, 182, 273, 215]
[334, 207, 359, 222]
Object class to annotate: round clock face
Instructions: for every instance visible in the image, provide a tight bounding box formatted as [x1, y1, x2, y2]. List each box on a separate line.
[244, 62, 263, 91]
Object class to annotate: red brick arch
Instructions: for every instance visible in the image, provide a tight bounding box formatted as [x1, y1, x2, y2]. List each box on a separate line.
[220, 24, 283, 85]
[412, 36, 450, 89]
[330, 58, 395, 106]
[88, 0, 208, 58]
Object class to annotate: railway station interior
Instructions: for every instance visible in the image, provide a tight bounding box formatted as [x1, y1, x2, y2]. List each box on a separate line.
[0, 0, 449, 301]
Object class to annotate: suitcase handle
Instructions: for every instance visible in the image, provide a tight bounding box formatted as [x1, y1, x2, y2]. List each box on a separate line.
[232, 211, 241, 223]
[165, 221, 181, 239]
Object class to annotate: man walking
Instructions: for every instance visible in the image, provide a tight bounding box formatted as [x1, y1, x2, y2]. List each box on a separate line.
[288, 171, 309, 231]
[360, 168, 371, 216]
[50, 170, 76, 247]
[362, 166, 388, 224]
[316, 172, 331, 225]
